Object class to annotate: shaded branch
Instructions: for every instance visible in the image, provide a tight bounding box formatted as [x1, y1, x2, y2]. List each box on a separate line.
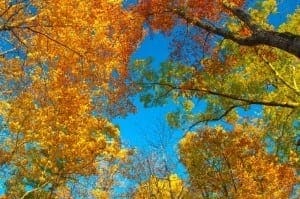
[221, 3, 259, 31]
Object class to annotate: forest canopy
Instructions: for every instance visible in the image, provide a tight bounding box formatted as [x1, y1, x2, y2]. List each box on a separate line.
[0, 0, 299, 198]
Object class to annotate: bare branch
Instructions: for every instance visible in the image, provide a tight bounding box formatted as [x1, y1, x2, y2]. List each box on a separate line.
[0, 47, 16, 56]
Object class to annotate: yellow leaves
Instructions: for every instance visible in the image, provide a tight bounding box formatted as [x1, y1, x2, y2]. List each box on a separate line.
[3, 60, 125, 186]
[92, 190, 110, 199]
[183, 100, 194, 112]
[0, 101, 10, 116]
[249, 0, 277, 29]
[117, 149, 130, 161]
[54, 186, 73, 199]
[0, 58, 25, 82]
[133, 174, 187, 199]
[107, 0, 122, 5]
[38, 176, 46, 183]
[261, 0, 277, 14]
[279, 8, 300, 35]
[289, 150, 299, 165]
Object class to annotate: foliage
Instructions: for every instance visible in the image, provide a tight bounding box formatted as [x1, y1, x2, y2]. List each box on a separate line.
[133, 174, 187, 199]
[179, 125, 297, 198]
[0, 0, 143, 197]
[0, 0, 299, 198]
[132, 0, 299, 161]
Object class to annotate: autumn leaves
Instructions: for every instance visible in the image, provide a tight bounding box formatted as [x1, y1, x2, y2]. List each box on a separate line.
[0, 0, 299, 198]
[0, 0, 142, 197]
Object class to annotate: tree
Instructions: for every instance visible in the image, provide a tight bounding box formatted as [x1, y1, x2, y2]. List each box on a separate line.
[130, 1, 300, 197]
[107, 121, 188, 199]
[179, 125, 297, 198]
[0, 0, 143, 197]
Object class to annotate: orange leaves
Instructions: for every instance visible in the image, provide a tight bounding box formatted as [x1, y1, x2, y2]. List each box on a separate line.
[137, 0, 175, 32]
[0, 0, 145, 193]
[23, 0, 144, 101]
[6, 80, 123, 181]
[179, 126, 297, 198]
[136, 0, 247, 33]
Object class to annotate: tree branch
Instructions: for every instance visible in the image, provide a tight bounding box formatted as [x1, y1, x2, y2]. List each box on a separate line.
[258, 52, 300, 95]
[189, 105, 239, 130]
[20, 181, 49, 199]
[24, 27, 83, 57]
[174, 8, 300, 58]
[0, 47, 16, 56]
[142, 82, 299, 108]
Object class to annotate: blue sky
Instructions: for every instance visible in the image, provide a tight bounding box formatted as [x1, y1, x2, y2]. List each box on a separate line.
[114, 34, 174, 148]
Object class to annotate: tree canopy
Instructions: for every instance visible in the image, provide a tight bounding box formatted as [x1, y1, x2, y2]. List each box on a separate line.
[0, 0, 299, 198]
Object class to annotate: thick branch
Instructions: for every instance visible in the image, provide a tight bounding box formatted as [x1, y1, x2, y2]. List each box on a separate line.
[174, 9, 300, 58]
